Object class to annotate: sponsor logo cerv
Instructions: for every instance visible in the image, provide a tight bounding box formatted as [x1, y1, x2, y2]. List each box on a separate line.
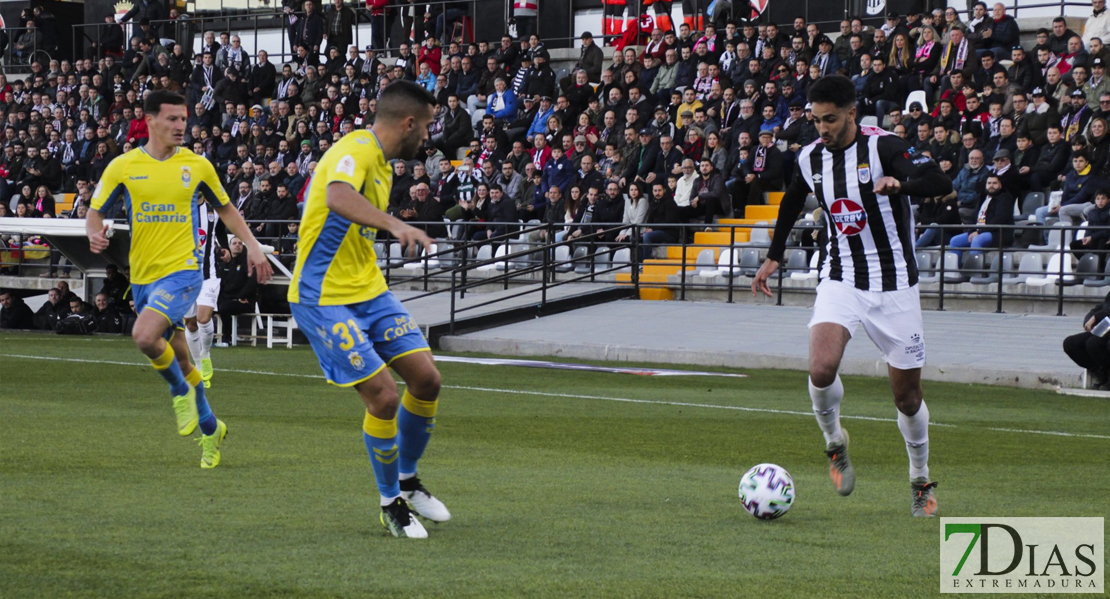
[940, 517, 1103, 593]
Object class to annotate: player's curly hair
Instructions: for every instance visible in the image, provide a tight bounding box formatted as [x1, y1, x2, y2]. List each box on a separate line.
[807, 75, 856, 109]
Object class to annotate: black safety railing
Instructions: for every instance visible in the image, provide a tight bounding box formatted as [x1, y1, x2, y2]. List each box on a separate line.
[3, 27, 51, 73]
[5, 219, 1107, 331]
[69, 0, 583, 66]
[360, 220, 1110, 323]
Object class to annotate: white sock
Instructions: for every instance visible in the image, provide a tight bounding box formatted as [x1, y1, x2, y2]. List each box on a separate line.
[185, 328, 202, 362]
[380, 494, 400, 506]
[198, 320, 215, 360]
[897, 400, 930, 481]
[398, 472, 415, 481]
[809, 375, 845, 446]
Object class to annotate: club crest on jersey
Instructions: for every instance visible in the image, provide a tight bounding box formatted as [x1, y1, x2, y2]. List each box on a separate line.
[857, 163, 871, 184]
[830, 198, 867, 236]
[348, 351, 365, 370]
[180, 166, 192, 188]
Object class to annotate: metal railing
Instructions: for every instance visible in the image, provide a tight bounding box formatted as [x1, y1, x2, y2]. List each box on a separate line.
[68, 0, 584, 66]
[362, 220, 1110, 321]
[3, 27, 51, 73]
[6, 218, 1105, 332]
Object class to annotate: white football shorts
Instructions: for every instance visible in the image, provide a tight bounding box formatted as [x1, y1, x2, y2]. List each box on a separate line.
[808, 279, 926, 370]
[185, 278, 222, 318]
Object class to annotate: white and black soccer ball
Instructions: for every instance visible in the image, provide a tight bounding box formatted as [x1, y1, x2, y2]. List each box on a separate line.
[738, 463, 795, 520]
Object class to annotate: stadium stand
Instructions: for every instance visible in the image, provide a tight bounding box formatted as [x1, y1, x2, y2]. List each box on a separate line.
[4, 0, 1110, 329]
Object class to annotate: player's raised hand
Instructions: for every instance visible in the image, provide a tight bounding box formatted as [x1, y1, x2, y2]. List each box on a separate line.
[391, 222, 434, 256]
[88, 224, 111, 253]
[873, 177, 902, 196]
[246, 242, 274, 284]
[751, 259, 779, 298]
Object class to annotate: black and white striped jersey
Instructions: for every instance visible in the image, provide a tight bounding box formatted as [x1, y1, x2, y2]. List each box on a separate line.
[768, 126, 953, 291]
[196, 203, 222, 281]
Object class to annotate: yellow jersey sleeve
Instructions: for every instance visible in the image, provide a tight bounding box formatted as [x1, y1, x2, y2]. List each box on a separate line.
[90, 153, 130, 216]
[322, 139, 374, 193]
[194, 157, 230, 207]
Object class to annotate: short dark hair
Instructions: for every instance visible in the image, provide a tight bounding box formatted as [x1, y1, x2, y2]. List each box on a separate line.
[376, 80, 436, 121]
[807, 75, 856, 109]
[1073, 149, 1091, 162]
[143, 90, 187, 115]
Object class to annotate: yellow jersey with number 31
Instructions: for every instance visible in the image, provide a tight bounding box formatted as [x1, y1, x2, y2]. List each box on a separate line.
[289, 130, 392, 307]
[90, 147, 229, 285]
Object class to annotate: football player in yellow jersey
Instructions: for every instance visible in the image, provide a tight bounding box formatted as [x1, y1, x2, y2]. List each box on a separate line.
[288, 81, 446, 539]
[86, 91, 273, 468]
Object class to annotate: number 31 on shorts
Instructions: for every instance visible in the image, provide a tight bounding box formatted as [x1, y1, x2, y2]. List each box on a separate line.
[332, 320, 366, 350]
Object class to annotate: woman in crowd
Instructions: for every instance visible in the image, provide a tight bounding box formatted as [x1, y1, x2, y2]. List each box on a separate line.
[615, 181, 649, 244]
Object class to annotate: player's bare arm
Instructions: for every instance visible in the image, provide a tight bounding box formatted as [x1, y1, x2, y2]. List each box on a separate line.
[326, 181, 433, 254]
[85, 208, 111, 254]
[213, 202, 274, 284]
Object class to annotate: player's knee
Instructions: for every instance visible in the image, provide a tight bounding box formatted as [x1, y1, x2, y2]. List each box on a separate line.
[809, 363, 838, 389]
[409, 369, 442, 400]
[132, 328, 160, 353]
[893, 384, 923, 411]
[360, 378, 400, 418]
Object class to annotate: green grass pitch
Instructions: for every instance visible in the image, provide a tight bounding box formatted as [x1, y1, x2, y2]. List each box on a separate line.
[1, 331, 1108, 598]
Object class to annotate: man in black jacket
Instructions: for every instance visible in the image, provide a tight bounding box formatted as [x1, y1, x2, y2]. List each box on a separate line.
[91, 292, 123, 333]
[741, 130, 784, 211]
[559, 32, 605, 91]
[696, 158, 729, 224]
[438, 95, 473, 157]
[248, 51, 277, 106]
[1031, 125, 1071, 191]
[858, 56, 899, 121]
[216, 237, 258, 345]
[0, 290, 34, 330]
[295, 0, 326, 57]
[1063, 287, 1110, 388]
[119, 0, 165, 37]
[33, 288, 70, 331]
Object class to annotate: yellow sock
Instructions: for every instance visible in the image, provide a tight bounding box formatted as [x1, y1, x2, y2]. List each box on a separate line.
[149, 343, 175, 370]
[363, 410, 398, 438]
[185, 368, 202, 388]
[401, 390, 438, 418]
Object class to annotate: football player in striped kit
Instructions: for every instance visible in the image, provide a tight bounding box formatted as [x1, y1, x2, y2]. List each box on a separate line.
[753, 75, 953, 517]
[185, 201, 225, 388]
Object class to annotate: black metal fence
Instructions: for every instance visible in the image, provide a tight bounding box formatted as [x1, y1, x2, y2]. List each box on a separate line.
[5, 219, 1107, 328]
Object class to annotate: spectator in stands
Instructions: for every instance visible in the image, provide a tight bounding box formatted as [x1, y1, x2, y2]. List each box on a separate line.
[216, 236, 258, 345]
[33, 287, 69, 330]
[638, 181, 680, 262]
[1069, 189, 1110, 267]
[0, 290, 34, 329]
[1037, 150, 1098, 228]
[950, 149, 989, 224]
[1062, 288, 1110, 388]
[948, 173, 1015, 263]
[91, 292, 123, 333]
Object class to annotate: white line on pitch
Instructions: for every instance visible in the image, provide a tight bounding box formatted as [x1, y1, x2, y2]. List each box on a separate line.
[3, 353, 1109, 441]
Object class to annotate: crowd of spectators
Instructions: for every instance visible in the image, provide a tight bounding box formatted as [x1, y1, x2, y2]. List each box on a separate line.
[6, 0, 1110, 330]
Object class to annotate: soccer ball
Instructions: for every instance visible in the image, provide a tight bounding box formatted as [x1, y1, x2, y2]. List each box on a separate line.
[738, 463, 795, 520]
